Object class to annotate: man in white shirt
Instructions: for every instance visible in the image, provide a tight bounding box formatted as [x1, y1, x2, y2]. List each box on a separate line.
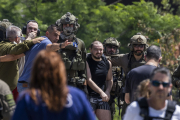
[123, 67, 180, 120]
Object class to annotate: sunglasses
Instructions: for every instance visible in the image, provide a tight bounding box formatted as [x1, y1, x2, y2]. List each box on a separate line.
[151, 80, 170, 87]
[106, 45, 117, 49]
[133, 44, 144, 48]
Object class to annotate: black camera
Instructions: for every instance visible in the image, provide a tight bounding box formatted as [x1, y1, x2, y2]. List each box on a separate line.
[65, 17, 70, 23]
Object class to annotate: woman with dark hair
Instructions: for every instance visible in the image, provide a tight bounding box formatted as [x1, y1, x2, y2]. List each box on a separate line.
[12, 50, 95, 120]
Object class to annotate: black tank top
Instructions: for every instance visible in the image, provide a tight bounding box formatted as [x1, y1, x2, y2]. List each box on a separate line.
[87, 54, 109, 97]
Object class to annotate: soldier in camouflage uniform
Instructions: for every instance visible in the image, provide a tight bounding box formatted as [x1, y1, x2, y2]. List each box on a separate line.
[55, 12, 87, 92]
[0, 79, 16, 120]
[110, 33, 148, 118]
[103, 37, 123, 120]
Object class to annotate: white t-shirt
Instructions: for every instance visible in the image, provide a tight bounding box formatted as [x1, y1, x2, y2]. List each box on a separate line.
[123, 100, 180, 120]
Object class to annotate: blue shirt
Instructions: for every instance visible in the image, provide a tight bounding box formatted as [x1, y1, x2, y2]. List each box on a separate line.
[12, 86, 96, 120]
[18, 36, 52, 83]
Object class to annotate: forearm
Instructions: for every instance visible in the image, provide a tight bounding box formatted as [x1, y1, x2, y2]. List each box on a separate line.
[0, 55, 14, 62]
[125, 93, 130, 104]
[110, 57, 122, 66]
[87, 79, 104, 95]
[46, 43, 60, 51]
[0, 54, 24, 62]
[105, 80, 113, 93]
[9, 40, 34, 55]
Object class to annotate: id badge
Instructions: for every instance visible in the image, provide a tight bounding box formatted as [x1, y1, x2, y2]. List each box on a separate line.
[73, 42, 78, 47]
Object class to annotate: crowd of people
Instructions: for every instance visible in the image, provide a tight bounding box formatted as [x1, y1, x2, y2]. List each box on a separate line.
[0, 12, 180, 120]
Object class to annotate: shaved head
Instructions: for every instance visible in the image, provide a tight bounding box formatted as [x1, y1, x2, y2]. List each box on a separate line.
[90, 41, 103, 49]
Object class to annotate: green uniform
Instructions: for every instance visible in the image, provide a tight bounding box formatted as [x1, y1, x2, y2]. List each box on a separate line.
[111, 53, 145, 76]
[0, 40, 34, 91]
[0, 79, 16, 120]
[58, 37, 87, 88]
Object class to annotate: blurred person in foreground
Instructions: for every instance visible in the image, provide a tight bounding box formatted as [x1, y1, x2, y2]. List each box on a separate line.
[0, 79, 15, 120]
[136, 79, 150, 100]
[124, 67, 180, 120]
[12, 50, 95, 120]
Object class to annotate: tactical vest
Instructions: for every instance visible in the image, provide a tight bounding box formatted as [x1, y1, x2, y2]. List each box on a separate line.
[138, 97, 176, 120]
[58, 37, 86, 80]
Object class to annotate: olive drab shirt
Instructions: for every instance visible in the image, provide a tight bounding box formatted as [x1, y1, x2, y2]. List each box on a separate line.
[110, 53, 145, 76]
[0, 40, 34, 91]
[0, 79, 15, 120]
[58, 37, 87, 80]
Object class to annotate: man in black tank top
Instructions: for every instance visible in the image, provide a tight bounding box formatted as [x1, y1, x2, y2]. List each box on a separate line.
[86, 41, 113, 120]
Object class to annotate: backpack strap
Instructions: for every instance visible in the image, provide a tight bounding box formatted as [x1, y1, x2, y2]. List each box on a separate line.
[164, 100, 176, 120]
[138, 98, 176, 120]
[137, 97, 149, 120]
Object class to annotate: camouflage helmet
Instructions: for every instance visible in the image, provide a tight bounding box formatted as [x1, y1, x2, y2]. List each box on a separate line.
[103, 37, 121, 54]
[128, 33, 149, 51]
[0, 19, 13, 41]
[55, 12, 80, 33]
[103, 37, 120, 47]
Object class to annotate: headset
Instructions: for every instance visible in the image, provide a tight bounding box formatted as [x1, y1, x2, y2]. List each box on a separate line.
[22, 20, 40, 36]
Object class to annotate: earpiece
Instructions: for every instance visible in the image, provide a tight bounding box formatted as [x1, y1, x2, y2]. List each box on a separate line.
[22, 20, 40, 36]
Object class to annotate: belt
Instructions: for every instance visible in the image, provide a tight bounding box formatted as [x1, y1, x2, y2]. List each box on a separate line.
[18, 81, 28, 83]
[18, 81, 28, 88]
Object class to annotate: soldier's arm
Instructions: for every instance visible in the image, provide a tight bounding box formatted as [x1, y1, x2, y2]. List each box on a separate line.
[9, 37, 44, 55]
[0, 54, 25, 62]
[105, 61, 113, 99]
[78, 42, 87, 81]
[172, 64, 180, 88]
[46, 40, 71, 51]
[86, 62, 108, 102]
[110, 54, 124, 66]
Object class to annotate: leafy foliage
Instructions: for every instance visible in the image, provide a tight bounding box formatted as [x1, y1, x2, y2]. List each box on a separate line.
[1, 0, 180, 119]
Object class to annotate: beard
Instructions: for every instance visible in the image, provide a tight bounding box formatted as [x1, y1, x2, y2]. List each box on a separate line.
[107, 51, 115, 55]
[92, 53, 101, 59]
[134, 50, 143, 56]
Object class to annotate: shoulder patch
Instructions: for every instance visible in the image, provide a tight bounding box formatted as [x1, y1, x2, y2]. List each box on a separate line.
[5, 94, 15, 107]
